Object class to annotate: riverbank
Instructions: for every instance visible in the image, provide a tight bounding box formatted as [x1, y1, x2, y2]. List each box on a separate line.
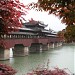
[63, 42, 75, 45]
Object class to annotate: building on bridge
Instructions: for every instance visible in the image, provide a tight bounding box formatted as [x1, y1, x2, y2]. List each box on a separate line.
[0, 20, 57, 39]
[22, 20, 57, 38]
[0, 20, 63, 60]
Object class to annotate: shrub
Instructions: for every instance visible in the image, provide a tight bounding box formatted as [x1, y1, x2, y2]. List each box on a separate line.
[0, 64, 16, 75]
[27, 67, 71, 75]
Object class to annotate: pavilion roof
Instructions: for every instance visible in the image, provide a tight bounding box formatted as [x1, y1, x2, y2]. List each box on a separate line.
[18, 26, 57, 35]
[23, 20, 48, 28]
[18, 27, 35, 32]
[45, 34, 58, 37]
[9, 32, 36, 35]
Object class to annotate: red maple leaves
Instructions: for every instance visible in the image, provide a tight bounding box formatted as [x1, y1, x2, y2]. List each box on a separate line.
[0, 0, 29, 34]
[0, 64, 16, 75]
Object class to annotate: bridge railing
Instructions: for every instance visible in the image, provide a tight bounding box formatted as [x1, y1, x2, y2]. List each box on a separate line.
[0, 34, 50, 39]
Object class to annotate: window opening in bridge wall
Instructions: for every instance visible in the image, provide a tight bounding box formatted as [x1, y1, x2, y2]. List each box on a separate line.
[19, 35, 21, 38]
[0, 34, 3, 38]
[28, 35, 30, 38]
[26, 35, 28, 38]
[23, 35, 25, 38]
[12, 35, 15, 39]
[30, 35, 32, 38]
[21, 35, 23, 38]
[6, 35, 9, 39]
[9, 34, 11, 39]
[17, 35, 19, 39]
[14, 35, 16, 38]
[3, 34, 6, 39]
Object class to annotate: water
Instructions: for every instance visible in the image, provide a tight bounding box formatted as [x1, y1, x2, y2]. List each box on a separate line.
[0, 44, 75, 75]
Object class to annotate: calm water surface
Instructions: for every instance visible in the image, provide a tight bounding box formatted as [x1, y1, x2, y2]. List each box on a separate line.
[0, 44, 75, 75]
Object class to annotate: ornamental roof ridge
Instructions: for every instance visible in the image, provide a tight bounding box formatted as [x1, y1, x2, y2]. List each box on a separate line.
[23, 20, 48, 28]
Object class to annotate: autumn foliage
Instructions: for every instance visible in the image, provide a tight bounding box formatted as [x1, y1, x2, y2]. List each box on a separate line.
[30, 0, 75, 26]
[29, 0, 75, 42]
[0, 0, 29, 34]
[0, 64, 16, 75]
[27, 67, 71, 75]
[0, 63, 71, 75]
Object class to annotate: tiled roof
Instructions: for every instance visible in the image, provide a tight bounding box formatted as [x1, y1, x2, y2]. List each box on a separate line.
[18, 27, 34, 31]
[23, 21, 48, 27]
[9, 32, 36, 35]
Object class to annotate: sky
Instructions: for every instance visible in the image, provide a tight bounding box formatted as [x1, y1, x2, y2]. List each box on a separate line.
[20, 0, 66, 32]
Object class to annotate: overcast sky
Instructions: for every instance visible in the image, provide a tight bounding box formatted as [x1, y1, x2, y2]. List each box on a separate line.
[20, 0, 66, 32]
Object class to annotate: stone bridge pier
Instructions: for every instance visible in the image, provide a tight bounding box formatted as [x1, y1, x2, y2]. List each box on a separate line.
[29, 43, 50, 53]
[47, 42, 63, 49]
[0, 38, 63, 60]
[47, 42, 55, 49]
[13, 44, 29, 57]
[29, 43, 42, 53]
[0, 47, 10, 60]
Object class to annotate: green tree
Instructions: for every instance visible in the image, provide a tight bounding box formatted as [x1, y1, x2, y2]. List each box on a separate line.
[64, 25, 75, 42]
[57, 29, 65, 38]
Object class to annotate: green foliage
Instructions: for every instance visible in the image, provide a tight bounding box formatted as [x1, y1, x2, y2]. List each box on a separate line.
[64, 25, 75, 42]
